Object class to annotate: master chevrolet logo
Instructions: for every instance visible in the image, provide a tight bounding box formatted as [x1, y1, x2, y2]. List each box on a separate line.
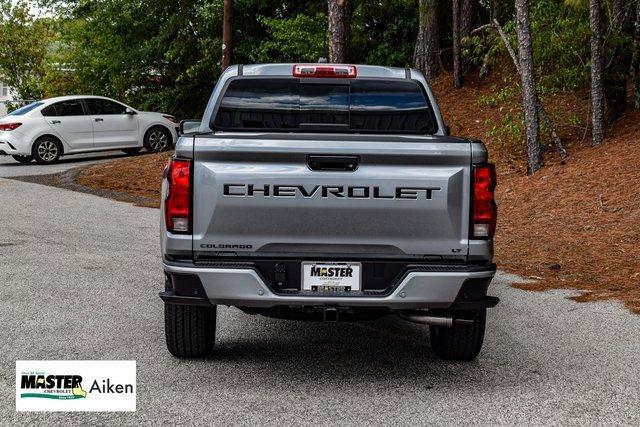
[20, 374, 87, 400]
[223, 184, 441, 200]
[310, 266, 353, 278]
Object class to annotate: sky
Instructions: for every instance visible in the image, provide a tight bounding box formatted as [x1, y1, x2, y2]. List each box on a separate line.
[11, 0, 50, 17]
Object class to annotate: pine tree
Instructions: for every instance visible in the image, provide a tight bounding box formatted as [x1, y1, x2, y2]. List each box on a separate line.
[630, 0, 640, 108]
[413, 0, 440, 79]
[328, 0, 349, 63]
[515, 0, 542, 173]
[590, 0, 605, 145]
[453, 0, 462, 88]
[221, 0, 234, 71]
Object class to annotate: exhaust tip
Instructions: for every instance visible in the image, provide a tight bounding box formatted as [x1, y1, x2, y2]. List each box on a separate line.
[398, 310, 475, 328]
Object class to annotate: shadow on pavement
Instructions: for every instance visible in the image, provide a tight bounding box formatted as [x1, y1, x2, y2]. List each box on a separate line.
[1, 151, 132, 167]
[159, 306, 535, 391]
[189, 312, 493, 383]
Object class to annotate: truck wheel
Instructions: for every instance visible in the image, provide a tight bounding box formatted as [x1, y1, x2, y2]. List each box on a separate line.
[12, 155, 34, 164]
[164, 278, 217, 357]
[429, 309, 486, 360]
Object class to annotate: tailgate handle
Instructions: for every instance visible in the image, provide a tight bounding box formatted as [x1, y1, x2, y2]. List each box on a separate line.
[307, 155, 359, 172]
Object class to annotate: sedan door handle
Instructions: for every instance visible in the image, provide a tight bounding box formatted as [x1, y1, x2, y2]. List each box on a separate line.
[94, 118, 104, 122]
[49, 120, 61, 124]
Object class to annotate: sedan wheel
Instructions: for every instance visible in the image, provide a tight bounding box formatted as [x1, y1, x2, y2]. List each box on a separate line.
[32, 138, 62, 164]
[144, 127, 170, 153]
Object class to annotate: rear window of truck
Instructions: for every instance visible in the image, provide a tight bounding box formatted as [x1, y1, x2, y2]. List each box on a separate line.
[212, 78, 438, 134]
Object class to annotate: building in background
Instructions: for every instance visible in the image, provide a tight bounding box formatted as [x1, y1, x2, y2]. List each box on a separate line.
[0, 81, 15, 117]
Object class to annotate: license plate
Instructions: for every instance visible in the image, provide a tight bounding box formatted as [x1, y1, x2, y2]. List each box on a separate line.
[302, 262, 361, 292]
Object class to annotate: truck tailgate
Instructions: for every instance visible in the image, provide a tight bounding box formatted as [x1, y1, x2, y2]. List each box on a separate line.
[192, 134, 472, 258]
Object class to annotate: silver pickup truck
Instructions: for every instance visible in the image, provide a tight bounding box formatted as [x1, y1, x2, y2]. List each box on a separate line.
[160, 63, 498, 360]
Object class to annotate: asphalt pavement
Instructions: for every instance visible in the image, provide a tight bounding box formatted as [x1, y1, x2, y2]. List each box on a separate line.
[0, 151, 131, 177]
[1, 178, 639, 425]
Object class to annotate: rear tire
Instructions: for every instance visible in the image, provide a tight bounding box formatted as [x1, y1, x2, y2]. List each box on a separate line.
[122, 147, 142, 155]
[429, 309, 486, 360]
[164, 278, 217, 358]
[143, 126, 171, 153]
[32, 136, 63, 164]
[12, 155, 34, 164]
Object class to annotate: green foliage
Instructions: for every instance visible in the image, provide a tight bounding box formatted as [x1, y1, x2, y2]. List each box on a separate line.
[37, 0, 421, 117]
[251, 13, 327, 63]
[7, 0, 625, 130]
[0, 0, 56, 99]
[466, 0, 591, 91]
[350, 0, 417, 67]
[46, 0, 221, 118]
[477, 85, 518, 107]
[476, 79, 524, 149]
[233, 0, 329, 66]
[530, 0, 591, 90]
[568, 113, 581, 126]
[485, 110, 524, 150]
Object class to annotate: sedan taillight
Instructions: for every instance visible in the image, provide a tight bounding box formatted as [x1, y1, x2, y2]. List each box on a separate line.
[0, 123, 22, 131]
[164, 158, 191, 233]
[471, 164, 497, 238]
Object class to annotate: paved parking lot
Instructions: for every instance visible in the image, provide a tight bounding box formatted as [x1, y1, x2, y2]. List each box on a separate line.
[1, 178, 639, 425]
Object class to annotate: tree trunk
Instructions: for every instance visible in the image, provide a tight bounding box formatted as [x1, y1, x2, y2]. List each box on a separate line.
[611, 0, 628, 29]
[221, 0, 234, 72]
[490, 0, 502, 23]
[632, 0, 640, 109]
[515, 0, 542, 174]
[453, 0, 462, 88]
[413, 0, 440, 79]
[460, 0, 476, 38]
[474, 19, 566, 158]
[328, 0, 349, 63]
[590, 0, 605, 145]
[605, 0, 630, 122]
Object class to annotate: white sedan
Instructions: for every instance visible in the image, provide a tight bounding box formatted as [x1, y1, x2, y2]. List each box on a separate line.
[0, 95, 179, 164]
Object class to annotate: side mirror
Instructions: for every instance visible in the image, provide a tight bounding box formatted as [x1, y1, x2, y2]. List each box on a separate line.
[179, 119, 202, 135]
[444, 124, 451, 136]
[125, 108, 137, 115]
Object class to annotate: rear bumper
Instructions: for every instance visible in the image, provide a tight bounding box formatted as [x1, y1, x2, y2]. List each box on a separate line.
[161, 261, 497, 310]
[0, 130, 32, 155]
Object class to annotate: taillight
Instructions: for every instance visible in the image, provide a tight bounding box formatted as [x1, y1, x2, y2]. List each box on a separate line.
[163, 115, 177, 123]
[471, 164, 497, 238]
[293, 64, 357, 78]
[164, 158, 191, 233]
[0, 123, 22, 131]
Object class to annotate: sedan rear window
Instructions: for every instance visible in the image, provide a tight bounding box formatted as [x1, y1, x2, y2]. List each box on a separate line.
[41, 100, 86, 117]
[212, 78, 437, 134]
[8, 102, 43, 116]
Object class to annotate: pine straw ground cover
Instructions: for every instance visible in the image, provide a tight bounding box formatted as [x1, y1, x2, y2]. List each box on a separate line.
[432, 69, 640, 314]
[76, 70, 640, 314]
[76, 151, 171, 208]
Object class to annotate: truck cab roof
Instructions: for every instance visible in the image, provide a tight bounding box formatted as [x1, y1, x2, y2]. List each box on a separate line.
[199, 63, 446, 136]
[236, 63, 413, 79]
